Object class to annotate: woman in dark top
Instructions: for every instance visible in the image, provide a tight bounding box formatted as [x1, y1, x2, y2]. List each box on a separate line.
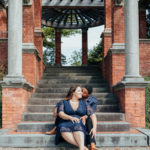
[56, 85, 97, 150]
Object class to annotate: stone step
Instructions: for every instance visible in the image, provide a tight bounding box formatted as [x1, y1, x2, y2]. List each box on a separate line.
[0, 132, 147, 147]
[22, 112, 125, 122]
[35, 87, 110, 93]
[37, 83, 108, 88]
[26, 105, 120, 113]
[42, 76, 103, 80]
[17, 121, 130, 132]
[43, 72, 102, 76]
[38, 79, 106, 84]
[28, 98, 119, 105]
[31, 93, 114, 98]
[44, 69, 101, 73]
[44, 67, 101, 72]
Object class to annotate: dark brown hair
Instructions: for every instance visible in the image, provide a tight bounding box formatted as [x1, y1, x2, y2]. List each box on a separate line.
[82, 88, 89, 99]
[65, 85, 81, 100]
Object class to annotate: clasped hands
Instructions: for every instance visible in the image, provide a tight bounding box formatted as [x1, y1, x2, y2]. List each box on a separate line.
[70, 115, 96, 138]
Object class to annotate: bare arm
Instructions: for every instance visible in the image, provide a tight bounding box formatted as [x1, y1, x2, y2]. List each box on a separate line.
[59, 112, 80, 123]
[90, 113, 97, 137]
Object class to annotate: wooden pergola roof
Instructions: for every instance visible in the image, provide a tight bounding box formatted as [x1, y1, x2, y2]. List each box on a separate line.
[42, 0, 105, 29]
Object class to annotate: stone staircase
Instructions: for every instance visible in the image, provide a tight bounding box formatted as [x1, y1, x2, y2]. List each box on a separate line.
[0, 66, 148, 148]
[17, 66, 130, 133]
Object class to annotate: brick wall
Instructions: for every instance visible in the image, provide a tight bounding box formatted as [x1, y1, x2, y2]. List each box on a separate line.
[104, 53, 125, 91]
[139, 40, 150, 76]
[112, 0, 125, 44]
[139, 8, 147, 39]
[23, 3, 34, 43]
[0, 9, 8, 71]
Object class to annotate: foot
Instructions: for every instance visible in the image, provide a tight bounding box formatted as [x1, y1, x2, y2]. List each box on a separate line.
[90, 143, 98, 150]
[45, 127, 56, 135]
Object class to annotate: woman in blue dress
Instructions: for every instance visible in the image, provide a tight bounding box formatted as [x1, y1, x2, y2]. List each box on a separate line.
[56, 85, 97, 150]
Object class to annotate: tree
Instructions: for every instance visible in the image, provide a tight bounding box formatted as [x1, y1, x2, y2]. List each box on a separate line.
[42, 27, 80, 66]
[69, 50, 82, 66]
[88, 40, 103, 65]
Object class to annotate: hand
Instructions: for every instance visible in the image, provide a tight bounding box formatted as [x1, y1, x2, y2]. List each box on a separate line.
[89, 127, 96, 138]
[70, 117, 80, 123]
[80, 115, 87, 125]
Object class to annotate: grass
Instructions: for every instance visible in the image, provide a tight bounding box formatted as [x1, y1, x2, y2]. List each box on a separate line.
[144, 76, 150, 129]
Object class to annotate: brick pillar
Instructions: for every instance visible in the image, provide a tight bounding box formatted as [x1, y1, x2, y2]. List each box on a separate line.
[55, 29, 61, 66]
[113, 0, 149, 128]
[0, 8, 8, 72]
[139, 8, 147, 39]
[102, 0, 112, 79]
[22, 1, 42, 90]
[34, 0, 44, 81]
[105, 0, 125, 91]
[2, 0, 33, 130]
[82, 28, 88, 65]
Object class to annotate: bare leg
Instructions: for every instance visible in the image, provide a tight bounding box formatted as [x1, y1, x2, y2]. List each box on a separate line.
[61, 132, 79, 147]
[73, 131, 85, 150]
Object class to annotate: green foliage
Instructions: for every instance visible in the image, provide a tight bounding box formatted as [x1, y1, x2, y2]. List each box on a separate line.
[88, 40, 103, 65]
[69, 50, 82, 66]
[144, 76, 150, 129]
[42, 27, 80, 66]
[69, 40, 103, 66]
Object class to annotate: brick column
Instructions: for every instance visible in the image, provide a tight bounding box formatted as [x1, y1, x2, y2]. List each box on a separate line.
[104, 0, 125, 91]
[113, 0, 149, 128]
[82, 28, 88, 65]
[55, 29, 61, 66]
[22, 0, 42, 89]
[1, 0, 33, 130]
[102, 0, 112, 79]
[0, 7, 7, 71]
[139, 8, 147, 39]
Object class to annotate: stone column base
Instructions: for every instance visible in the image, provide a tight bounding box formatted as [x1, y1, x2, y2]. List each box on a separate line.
[113, 81, 150, 128]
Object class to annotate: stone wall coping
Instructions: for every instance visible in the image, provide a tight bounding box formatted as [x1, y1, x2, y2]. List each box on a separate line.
[113, 80, 150, 91]
[22, 43, 41, 61]
[0, 38, 8, 42]
[139, 39, 150, 43]
[34, 28, 44, 37]
[0, 80, 33, 92]
[101, 28, 112, 37]
[105, 46, 125, 59]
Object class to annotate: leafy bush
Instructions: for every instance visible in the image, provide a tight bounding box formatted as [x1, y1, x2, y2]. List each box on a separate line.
[144, 76, 150, 128]
[88, 40, 103, 65]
